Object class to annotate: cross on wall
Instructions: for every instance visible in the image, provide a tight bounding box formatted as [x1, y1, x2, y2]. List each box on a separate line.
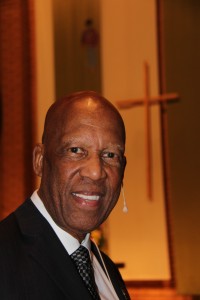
[116, 62, 179, 200]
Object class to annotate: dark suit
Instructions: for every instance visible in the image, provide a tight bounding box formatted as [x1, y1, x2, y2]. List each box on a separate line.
[0, 199, 130, 300]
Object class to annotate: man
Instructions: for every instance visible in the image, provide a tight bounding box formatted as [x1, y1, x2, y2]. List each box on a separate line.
[0, 91, 130, 299]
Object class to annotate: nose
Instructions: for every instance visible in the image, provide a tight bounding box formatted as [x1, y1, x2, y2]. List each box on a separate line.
[79, 154, 106, 181]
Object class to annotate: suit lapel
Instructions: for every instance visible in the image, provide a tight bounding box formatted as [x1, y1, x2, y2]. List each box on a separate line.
[91, 242, 130, 300]
[15, 200, 93, 300]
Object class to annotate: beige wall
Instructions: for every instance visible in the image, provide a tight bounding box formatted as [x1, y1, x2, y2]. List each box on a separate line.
[101, 0, 170, 280]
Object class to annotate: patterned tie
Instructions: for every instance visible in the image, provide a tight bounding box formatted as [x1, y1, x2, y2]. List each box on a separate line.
[70, 245, 101, 299]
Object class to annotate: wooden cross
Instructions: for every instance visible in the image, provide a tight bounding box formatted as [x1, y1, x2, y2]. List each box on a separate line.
[116, 62, 179, 200]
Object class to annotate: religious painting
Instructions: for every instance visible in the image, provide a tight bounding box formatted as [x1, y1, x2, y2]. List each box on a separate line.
[52, 0, 101, 98]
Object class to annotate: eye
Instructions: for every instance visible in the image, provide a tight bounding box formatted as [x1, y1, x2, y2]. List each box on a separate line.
[106, 152, 115, 158]
[102, 151, 121, 166]
[70, 147, 83, 154]
[65, 147, 86, 159]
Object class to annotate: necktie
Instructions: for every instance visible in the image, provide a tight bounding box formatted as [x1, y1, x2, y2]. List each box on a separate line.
[70, 245, 101, 299]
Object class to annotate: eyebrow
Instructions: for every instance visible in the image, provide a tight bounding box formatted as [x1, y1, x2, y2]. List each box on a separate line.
[105, 143, 125, 152]
[60, 138, 124, 150]
[59, 134, 125, 152]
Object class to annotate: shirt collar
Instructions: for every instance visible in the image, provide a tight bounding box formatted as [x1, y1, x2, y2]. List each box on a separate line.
[30, 190, 91, 255]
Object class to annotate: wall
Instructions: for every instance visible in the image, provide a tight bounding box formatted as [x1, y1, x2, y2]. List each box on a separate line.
[0, 1, 36, 218]
[101, 0, 170, 280]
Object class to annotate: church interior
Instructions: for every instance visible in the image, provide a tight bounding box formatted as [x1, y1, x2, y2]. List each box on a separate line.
[0, 0, 200, 299]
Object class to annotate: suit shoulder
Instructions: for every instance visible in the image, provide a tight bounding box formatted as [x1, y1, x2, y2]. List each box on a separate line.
[0, 199, 29, 242]
[0, 212, 19, 241]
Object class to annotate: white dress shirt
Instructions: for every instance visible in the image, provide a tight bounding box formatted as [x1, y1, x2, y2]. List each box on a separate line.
[31, 191, 119, 300]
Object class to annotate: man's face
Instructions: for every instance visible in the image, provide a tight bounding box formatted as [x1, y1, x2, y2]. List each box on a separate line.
[35, 99, 126, 241]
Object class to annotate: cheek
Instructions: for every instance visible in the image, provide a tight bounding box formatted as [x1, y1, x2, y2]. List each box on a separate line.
[108, 168, 123, 190]
[41, 159, 66, 195]
[52, 163, 81, 197]
[46, 158, 71, 180]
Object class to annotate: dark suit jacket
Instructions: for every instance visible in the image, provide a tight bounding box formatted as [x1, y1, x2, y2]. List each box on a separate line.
[0, 199, 130, 300]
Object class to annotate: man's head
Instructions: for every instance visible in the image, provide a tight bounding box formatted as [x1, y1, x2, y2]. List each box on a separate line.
[33, 91, 126, 241]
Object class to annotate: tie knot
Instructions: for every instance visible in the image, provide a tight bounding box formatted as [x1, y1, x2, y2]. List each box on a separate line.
[71, 245, 90, 265]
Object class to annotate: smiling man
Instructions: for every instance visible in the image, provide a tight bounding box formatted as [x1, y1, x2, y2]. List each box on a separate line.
[0, 91, 130, 300]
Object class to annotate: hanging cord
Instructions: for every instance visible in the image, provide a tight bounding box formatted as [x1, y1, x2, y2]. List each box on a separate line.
[91, 238, 113, 284]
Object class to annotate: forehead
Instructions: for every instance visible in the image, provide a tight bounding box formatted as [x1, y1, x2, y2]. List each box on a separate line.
[61, 103, 124, 143]
[44, 96, 125, 145]
[68, 101, 115, 124]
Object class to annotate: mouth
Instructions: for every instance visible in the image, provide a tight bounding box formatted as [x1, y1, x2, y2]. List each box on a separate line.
[72, 193, 100, 201]
[72, 192, 102, 207]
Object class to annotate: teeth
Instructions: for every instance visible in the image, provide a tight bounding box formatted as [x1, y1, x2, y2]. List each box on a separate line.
[73, 193, 100, 201]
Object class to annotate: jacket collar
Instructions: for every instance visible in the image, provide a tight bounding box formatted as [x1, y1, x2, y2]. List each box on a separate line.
[91, 242, 130, 300]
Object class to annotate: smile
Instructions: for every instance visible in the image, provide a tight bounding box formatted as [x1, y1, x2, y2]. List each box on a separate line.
[72, 193, 100, 201]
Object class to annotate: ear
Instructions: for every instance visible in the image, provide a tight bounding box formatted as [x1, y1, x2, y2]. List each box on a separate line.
[123, 155, 127, 168]
[123, 155, 127, 171]
[121, 155, 127, 181]
[33, 143, 44, 177]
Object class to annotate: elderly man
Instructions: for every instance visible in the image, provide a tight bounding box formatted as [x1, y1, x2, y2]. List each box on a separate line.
[0, 91, 130, 300]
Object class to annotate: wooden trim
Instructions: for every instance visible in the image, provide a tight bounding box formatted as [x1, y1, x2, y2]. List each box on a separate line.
[125, 280, 174, 288]
[21, 0, 37, 195]
[156, 0, 176, 287]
